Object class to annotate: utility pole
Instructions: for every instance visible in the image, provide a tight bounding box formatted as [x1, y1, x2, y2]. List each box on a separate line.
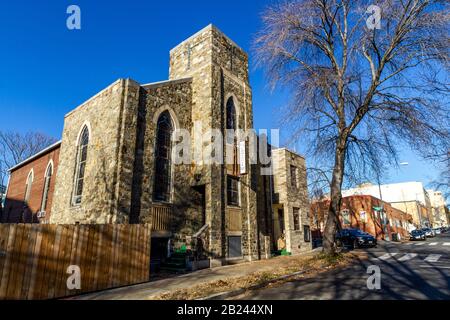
[416, 195, 423, 229]
[375, 170, 389, 241]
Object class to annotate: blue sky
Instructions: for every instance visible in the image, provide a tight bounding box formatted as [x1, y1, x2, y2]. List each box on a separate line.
[0, 1, 441, 189]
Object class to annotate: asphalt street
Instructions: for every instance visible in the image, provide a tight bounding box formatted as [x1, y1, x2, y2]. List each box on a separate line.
[234, 232, 450, 300]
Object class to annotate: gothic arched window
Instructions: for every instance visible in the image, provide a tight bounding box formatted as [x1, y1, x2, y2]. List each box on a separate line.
[24, 170, 34, 204]
[226, 97, 240, 204]
[40, 162, 53, 212]
[73, 125, 89, 205]
[153, 111, 174, 202]
[226, 97, 237, 130]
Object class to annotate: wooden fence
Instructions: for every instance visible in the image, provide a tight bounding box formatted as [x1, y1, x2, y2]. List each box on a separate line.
[0, 224, 152, 300]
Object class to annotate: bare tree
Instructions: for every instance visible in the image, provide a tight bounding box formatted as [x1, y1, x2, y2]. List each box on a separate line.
[255, 0, 449, 254]
[0, 131, 57, 209]
[430, 152, 450, 201]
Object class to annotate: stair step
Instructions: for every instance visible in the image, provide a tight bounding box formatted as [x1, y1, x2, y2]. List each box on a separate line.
[160, 268, 186, 273]
[162, 262, 185, 266]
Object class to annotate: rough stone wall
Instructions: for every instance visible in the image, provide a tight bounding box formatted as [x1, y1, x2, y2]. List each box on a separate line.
[115, 80, 142, 223]
[135, 79, 204, 242]
[255, 160, 274, 259]
[169, 25, 259, 263]
[50, 79, 141, 224]
[272, 149, 311, 255]
[170, 26, 220, 260]
[211, 26, 259, 262]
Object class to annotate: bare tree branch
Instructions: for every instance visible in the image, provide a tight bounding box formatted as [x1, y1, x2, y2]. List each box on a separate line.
[254, 0, 449, 254]
[0, 131, 57, 211]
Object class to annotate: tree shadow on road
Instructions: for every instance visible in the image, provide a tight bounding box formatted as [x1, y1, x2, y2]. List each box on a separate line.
[242, 245, 450, 300]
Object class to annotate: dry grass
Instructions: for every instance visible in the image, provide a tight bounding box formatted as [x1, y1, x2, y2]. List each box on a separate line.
[152, 252, 357, 300]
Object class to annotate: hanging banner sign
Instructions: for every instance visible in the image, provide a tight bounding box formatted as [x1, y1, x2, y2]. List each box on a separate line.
[239, 141, 247, 175]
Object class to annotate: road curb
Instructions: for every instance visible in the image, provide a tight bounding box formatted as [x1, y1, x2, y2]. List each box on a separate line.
[199, 270, 309, 300]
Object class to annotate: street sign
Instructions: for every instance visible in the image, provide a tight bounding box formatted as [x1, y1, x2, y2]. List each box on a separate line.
[373, 207, 382, 211]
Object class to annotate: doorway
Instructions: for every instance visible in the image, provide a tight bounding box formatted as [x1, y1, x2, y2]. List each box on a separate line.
[278, 208, 285, 235]
[273, 207, 286, 251]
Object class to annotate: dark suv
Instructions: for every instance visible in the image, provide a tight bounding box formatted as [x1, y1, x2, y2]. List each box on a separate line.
[336, 229, 377, 249]
[409, 229, 426, 241]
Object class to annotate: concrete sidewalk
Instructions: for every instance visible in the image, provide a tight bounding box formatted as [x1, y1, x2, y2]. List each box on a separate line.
[69, 251, 319, 300]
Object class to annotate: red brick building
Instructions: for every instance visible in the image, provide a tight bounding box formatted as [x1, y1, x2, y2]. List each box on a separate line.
[2, 142, 61, 224]
[310, 195, 413, 241]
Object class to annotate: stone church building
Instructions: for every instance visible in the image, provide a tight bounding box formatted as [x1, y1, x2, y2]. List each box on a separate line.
[3, 25, 311, 266]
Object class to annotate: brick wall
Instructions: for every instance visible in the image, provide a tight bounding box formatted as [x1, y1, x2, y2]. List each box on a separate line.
[311, 195, 412, 241]
[3, 145, 60, 223]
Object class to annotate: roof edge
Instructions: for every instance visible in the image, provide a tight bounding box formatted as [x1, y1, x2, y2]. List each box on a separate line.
[8, 140, 62, 172]
[272, 147, 306, 160]
[141, 77, 193, 89]
[64, 79, 125, 118]
[169, 24, 246, 55]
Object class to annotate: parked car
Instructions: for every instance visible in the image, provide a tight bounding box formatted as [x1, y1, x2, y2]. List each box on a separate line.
[336, 229, 377, 249]
[421, 228, 435, 238]
[433, 228, 442, 235]
[410, 230, 426, 241]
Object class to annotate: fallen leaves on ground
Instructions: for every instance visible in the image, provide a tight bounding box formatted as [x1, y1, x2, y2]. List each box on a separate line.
[152, 251, 359, 300]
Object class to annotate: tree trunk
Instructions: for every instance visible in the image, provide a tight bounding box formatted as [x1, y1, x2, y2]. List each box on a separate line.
[323, 141, 346, 254]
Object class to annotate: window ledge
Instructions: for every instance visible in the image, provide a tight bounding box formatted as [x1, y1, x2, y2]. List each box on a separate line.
[152, 201, 173, 206]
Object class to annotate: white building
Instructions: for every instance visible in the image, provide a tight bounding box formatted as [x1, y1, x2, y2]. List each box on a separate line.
[343, 182, 428, 204]
[427, 190, 448, 228]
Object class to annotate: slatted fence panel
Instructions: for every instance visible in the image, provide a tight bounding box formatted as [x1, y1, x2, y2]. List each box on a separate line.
[0, 224, 151, 300]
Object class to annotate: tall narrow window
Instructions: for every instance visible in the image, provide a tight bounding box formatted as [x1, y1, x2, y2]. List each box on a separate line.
[24, 170, 34, 204]
[290, 165, 298, 188]
[40, 163, 53, 212]
[73, 126, 89, 205]
[293, 207, 300, 231]
[278, 208, 285, 234]
[360, 211, 367, 223]
[303, 225, 311, 242]
[226, 97, 237, 130]
[227, 176, 240, 207]
[226, 97, 239, 175]
[342, 209, 351, 225]
[153, 111, 174, 202]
